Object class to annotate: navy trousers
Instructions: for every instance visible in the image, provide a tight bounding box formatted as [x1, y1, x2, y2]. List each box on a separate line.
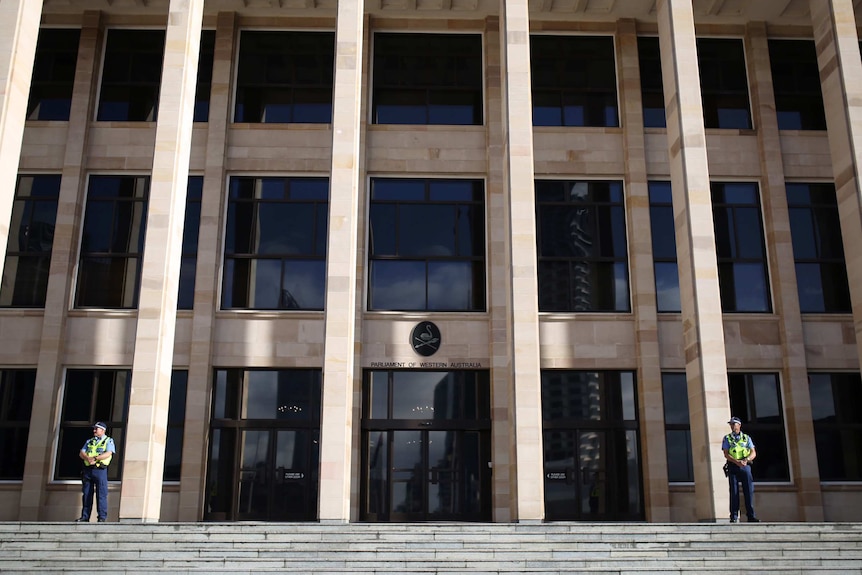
[727, 463, 756, 520]
[81, 466, 109, 521]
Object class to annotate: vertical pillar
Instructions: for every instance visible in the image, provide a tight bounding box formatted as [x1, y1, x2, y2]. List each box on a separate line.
[177, 11, 235, 522]
[500, 0, 543, 522]
[811, 0, 862, 371]
[656, 0, 730, 522]
[616, 18, 671, 522]
[318, 0, 364, 522]
[119, 0, 203, 522]
[0, 0, 43, 283]
[745, 22, 824, 521]
[19, 11, 101, 521]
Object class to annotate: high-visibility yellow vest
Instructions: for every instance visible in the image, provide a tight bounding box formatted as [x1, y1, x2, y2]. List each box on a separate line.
[726, 433, 752, 460]
[84, 436, 113, 467]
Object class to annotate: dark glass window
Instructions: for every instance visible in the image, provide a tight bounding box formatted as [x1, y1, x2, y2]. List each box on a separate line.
[97, 29, 165, 122]
[178, 177, 203, 310]
[661, 373, 693, 482]
[372, 33, 482, 125]
[75, 175, 149, 309]
[769, 40, 826, 130]
[786, 183, 850, 313]
[27, 29, 80, 121]
[164, 370, 188, 482]
[648, 181, 680, 312]
[55, 369, 129, 481]
[0, 175, 61, 307]
[368, 178, 486, 311]
[0, 370, 36, 480]
[536, 180, 629, 312]
[531, 35, 619, 127]
[697, 38, 751, 129]
[712, 182, 771, 312]
[193, 30, 215, 123]
[809, 372, 862, 481]
[638, 36, 665, 128]
[223, 177, 328, 310]
[234, 31, 334, 123]
[728, 373, 789, 481]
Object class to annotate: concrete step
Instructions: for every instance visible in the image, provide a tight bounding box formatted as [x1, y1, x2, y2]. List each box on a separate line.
[0, 523, 859, 575]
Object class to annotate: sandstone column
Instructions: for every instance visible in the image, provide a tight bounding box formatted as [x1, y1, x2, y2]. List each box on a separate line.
[19, 11, 101, 521]
[0, 0, 43, 282]
[811, 0, 862, 375]
[177, 11, 236, 522]
[745, 21, 824, 521]
[119, 0, 203, 522]
[500, 0, 544, 521]
[318, 0, 364, 522]
[616, 18, 671, 522]
[656, 0, 730, 522]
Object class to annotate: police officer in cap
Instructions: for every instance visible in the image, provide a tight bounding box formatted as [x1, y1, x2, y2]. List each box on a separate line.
[722, 416, 760, 523]
[76, 422, 115, 523]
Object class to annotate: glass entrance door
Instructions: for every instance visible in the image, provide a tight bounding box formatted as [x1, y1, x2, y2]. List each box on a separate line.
[361, 370, 491, 522]
[541, 371, 644, 521]
[236, 429, 319, 521]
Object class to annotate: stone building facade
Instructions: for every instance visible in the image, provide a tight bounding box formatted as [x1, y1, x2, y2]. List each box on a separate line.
[0, 0, 860, 523]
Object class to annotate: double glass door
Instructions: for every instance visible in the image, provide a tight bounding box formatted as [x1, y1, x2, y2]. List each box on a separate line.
[361, 370, 491, 522]
[236, 429, 319, 521]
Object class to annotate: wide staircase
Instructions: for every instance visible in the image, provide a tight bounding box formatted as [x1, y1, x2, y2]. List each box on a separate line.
[0, 522, 860, 574]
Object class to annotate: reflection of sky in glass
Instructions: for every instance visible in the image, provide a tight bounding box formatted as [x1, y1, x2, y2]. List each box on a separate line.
[428, 262, 473, 310]
[621, 373, 635, 420]
[808, 376, 834, 421]
[243, 371, 278, 419]
[752, 374, 780, 419]
[370, 261, 425, 310]
[282, 260, 325, 309]
[392, 372, 452, 419]
[655, 263, 681, 312]
[731, 263, 769, 311]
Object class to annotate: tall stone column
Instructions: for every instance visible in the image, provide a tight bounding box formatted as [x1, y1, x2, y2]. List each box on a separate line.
[616, 18, 670, 522]
[119, 0, 203, 522]
[318, 0, 364, 522]
[745, 22, 824, 521]
[500, 0, 544, 522]
[177, 11, 236, 522]
[19, 11, 101, 521]
[656, 0, 730, 522]
[0, 0, 42, 283]
[810, 0, 862, 373]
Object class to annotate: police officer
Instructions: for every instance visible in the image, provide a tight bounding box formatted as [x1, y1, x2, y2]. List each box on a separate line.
[722, 416, 760, 523]
[75, 422, 115, 523]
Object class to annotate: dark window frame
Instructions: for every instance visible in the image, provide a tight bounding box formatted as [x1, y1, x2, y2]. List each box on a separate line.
[234, 30, 334, 124]
[27, 28, 81, 121]
[193, 30, 216, 123]
[535, 179, 630, 313]
[0, 369, 37, 480]
[661, 372, 694, 483]
[809, 372, 862, 482]
[178, 176, 203, 310]
[55, 369, 130, 481]
[163, 370, 188, 482]
[711, 182, 772, 313]
[768, 39, 826, 131]
[531, 35, 620, 128]
[697, 37, 752, 129]
[0, 174, 61, 308]
[637, 36, 666, 128]
[367, 178, 487, 312]
[786, 182, 851, 313]
[75, 175, 149, 309]
[648, 181, 680, 313]
[222, 176, 329, 311]
[371, 32, 483, 126]
[96, 29, 165, 122]
[727, 372, 789, 482]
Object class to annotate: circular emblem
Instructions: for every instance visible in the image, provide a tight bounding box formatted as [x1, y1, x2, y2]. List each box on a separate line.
[411, 321, 442, 357]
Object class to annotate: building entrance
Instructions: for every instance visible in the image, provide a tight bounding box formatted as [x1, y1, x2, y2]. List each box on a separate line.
[204, 369, 321, 521]
[541, 371, 644, 521]
[361, 370, 491, 522]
